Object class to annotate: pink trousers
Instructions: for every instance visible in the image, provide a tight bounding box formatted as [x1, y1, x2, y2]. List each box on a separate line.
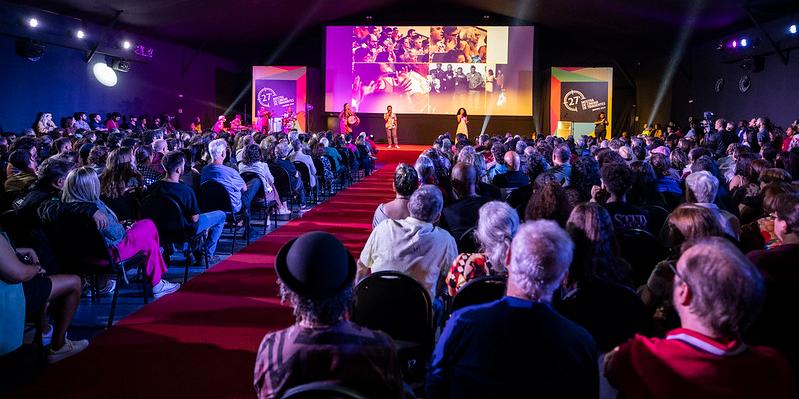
[113, 219, 168, 286]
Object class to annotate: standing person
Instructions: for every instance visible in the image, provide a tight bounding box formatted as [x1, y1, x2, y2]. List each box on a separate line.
[384, 105, 399, 148]
[190, 117, 202, 134]
[594, 111, 609, 139]
[456, 108, 469, 138]
[339, 103, 357, 134]
[212, 115, 226, 133]
[485, 69, 495, 107]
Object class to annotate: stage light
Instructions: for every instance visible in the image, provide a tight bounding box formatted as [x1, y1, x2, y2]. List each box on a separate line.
[740, 38, 748, 47]
[76, 30, 86, 39]
[93, 62, 118, 87]
[731, 40, 738, 48]
[790, 24, 797, 34]
[121, 40, 132, 50]
[28, 18, 39, 28]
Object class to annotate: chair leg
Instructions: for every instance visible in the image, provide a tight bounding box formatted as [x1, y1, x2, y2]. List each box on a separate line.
[203, 236, 209, 269]
[245, 214, 251, 246]
[183, 249, 190, 283]
[107, 281, 120, 329]
[141, 266, 149, 305]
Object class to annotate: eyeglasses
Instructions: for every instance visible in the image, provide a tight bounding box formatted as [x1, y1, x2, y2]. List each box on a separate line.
[668, 263, 688, 283]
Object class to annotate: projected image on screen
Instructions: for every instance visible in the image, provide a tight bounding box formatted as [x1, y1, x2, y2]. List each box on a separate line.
[326, 25, 533, 116]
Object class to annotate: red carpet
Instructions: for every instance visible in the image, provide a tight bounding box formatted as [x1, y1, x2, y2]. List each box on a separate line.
[12, 145, 424, 399]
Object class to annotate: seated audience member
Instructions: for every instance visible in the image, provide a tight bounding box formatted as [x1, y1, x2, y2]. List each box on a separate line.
[39, 167, 180, 298]
[5, 149, 38, 195]
[254, 232, 403, 399]
[739, 182, 796, 251]
[555, 203, 645, 352]
[99, 147, 143, 221]
[0, 233, 87, 363]
[524, 177, 572, 226]
[628, 160, 668, 209]
[690, 155, 739, 216]
[440, 162, 492, 240]
[600, 162, 652, 233]
[151, 139, 168, 174]
[564, 156, 601, 207]
[747, 193, 799, 373]
[88, 145, 108, 175]
[310, 140, 334, 188]
[491, 151, 529, 189]
[428, 220, 598, 398]
[685, 170, 740, 239]
[290, 140, 317, 188]
[135, 146, 162, 187]
[549, 144, 573, 186]
[459, 147, 501, 200]
[238, 144, 289, 215]
[445, 201, 519, 296]
[358, 184, 458, 298]
[485, 142, 507, 182]
[52, 137, 73, 156]
[605, 238, 795, 399]
[322, 137, 344, 173]
[372, 163, 419, 229]
[201, 138, 262, 214]
[273, 142, 308, 210]
[651, 153, 683, 205]
[148, 151, 226, 261]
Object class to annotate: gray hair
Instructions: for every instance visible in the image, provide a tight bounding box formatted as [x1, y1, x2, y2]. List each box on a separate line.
[457, 147, 487, 178]
[677, 237, 764, 338]
[62, 166, 101, 203]
[686, 170, 718, 203]
[276, 142, 292, 159]
[279, 281, 353, 325]
[457, 146, 476, 164]
[515, 140, 528, 154]
[152, 139, 167, 153]
[320, 137, 330, 147]
[415, 155, 436, 184]
[408, 184, 443, 223]
[475, 201, 520, 272]
[208, 138, 228, 161]
[508, 220, 574, 301]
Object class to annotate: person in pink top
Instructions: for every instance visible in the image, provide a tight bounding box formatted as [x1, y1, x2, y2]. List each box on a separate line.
[104, 113, 121, 130]
[212, 115, 226, 133]
[605, 237, 795, 399]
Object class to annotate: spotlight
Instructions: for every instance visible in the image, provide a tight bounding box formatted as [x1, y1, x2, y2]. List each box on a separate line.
[790, 24, 797, 35]
[732, 40, 738, 48]
[15, 39, 45, 61]
[108, 58, 130, 72]
[365, 15, 373, 21]
[92, 62, 118, 87]
[28, 18, 39, 28]
[76, 30, 86, 39]
[740, 38, 748, 47]
[122, 40, 132, 50]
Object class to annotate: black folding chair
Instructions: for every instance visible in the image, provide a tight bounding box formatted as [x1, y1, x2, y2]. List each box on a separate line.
[321, 154, 342, 192]
[312, 156, 330, 200]
[449, 275, 507, 316]
[642, 205, 669, 237]
[198, 180, 250, 251]
[281, 382, 370, 399]
[141, 194, 208, 283]
[352, 271, 433, 385]
[293, 161, 317, 204]
[268, 163, 298, 214]
[241, 171, 278, 232]
[617, 228, 667, 287]
[42, 210, 148, 329]
[337, 148, 355, 186]
[456, 227, 480, 254]
[101, 189, 141, 221]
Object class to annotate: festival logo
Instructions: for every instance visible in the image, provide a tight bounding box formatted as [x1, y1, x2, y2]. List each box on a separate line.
[559, 82, 608, 122]
[254, 79, 297, 115]
[257, 87, 277, 107]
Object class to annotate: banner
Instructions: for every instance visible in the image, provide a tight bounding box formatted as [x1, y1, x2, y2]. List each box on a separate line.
[252, 66, 307, 132]
[550, 67, 613, 139]
[254, 79, 296, 116]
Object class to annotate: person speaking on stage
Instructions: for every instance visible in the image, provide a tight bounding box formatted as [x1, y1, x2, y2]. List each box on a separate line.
[594, 111, 609, 139]
[339, 103, 359, 134]
[384, 105, 399, 149]
[456, 108, 469, 137]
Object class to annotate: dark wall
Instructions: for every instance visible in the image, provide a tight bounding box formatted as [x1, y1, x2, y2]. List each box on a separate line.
[671, 15, 799, 128]
[0, 33, 239, 132]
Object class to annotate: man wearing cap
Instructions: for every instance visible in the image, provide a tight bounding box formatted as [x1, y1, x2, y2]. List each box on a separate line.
[254, 231, 403, 399]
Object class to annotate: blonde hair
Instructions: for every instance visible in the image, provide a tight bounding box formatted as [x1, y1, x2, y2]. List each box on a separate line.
[62, 166, 101, 203]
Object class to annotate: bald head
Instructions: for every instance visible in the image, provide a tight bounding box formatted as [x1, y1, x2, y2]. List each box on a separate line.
[504, 151, 520, 171]
[452, 162, 477, 197]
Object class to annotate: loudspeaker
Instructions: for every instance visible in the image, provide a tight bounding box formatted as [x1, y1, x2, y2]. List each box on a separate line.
[740, 55, 765, 72]
[15, 39, 45, 62]
[109, 58, 130, 72]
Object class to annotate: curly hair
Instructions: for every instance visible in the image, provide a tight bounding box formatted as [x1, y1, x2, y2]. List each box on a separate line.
[241, 143, 263, 166]
[525, 180, 572, 226]
[569, 156, 601, 202]
[100, 147, 142, 199]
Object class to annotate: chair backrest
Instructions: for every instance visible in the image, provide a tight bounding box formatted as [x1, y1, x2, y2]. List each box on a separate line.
[293, 161, 312, 188]
[268, 162, 293, 199]
[352, 271, 433, 348]
[337, 148, 354, 168]
[456, 227, 479, 254]
[41, 206, 115, 272]
[101, 190, 140, 221]
[641, 205, 669, 236]
[240, 171, 266, 198]
[616, 228, 666, 286]
[198, 180, 233, 213]
[450, 275, 507, 315]
[312, 157, 326, 180]
[140, 194, 190, 244]
[281, 382, 369, 399]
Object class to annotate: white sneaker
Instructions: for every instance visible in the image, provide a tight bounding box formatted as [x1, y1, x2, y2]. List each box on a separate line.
[98, 279, 116, 295]
[277, 207, 291, 215]
[387, 145, 393, 149]
[48, 338, 89, 363]
[24, 323, 54, 346]
[395, 145, 400, 149]
[152, 280, 180, 299]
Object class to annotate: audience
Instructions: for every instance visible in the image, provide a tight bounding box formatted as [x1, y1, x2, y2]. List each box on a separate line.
[201, 138, 262, 215]
[428, 220, 598, 398]
[372, 163, 418, 228]
[439, 162, 491, 240]
[491, 151, 529, 189]
[273, 142, 309, 210]
[238, 144, 289, 215]
[600, 162, 652, 233]
[445, 201, 518, 296]
[606, 238, 795, 398]
[254, 232, 403, 399]
[358, 184, 457, 298]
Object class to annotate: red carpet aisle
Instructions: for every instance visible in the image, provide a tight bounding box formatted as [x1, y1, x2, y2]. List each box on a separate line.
[12, 145, 424, 399]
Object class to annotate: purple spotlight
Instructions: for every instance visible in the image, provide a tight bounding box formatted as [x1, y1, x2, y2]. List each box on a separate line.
[732, 40, 737, 48]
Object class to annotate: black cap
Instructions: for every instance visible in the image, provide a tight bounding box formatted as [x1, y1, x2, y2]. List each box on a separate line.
[275, 232, 356, 299]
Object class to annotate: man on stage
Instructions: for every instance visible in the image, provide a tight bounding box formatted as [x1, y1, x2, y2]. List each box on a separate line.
[594, 111, 609, 139]
[384, 105, 399, 148]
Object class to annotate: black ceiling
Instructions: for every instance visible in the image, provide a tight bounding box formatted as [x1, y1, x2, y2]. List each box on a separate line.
[8, 0, 798, 61]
